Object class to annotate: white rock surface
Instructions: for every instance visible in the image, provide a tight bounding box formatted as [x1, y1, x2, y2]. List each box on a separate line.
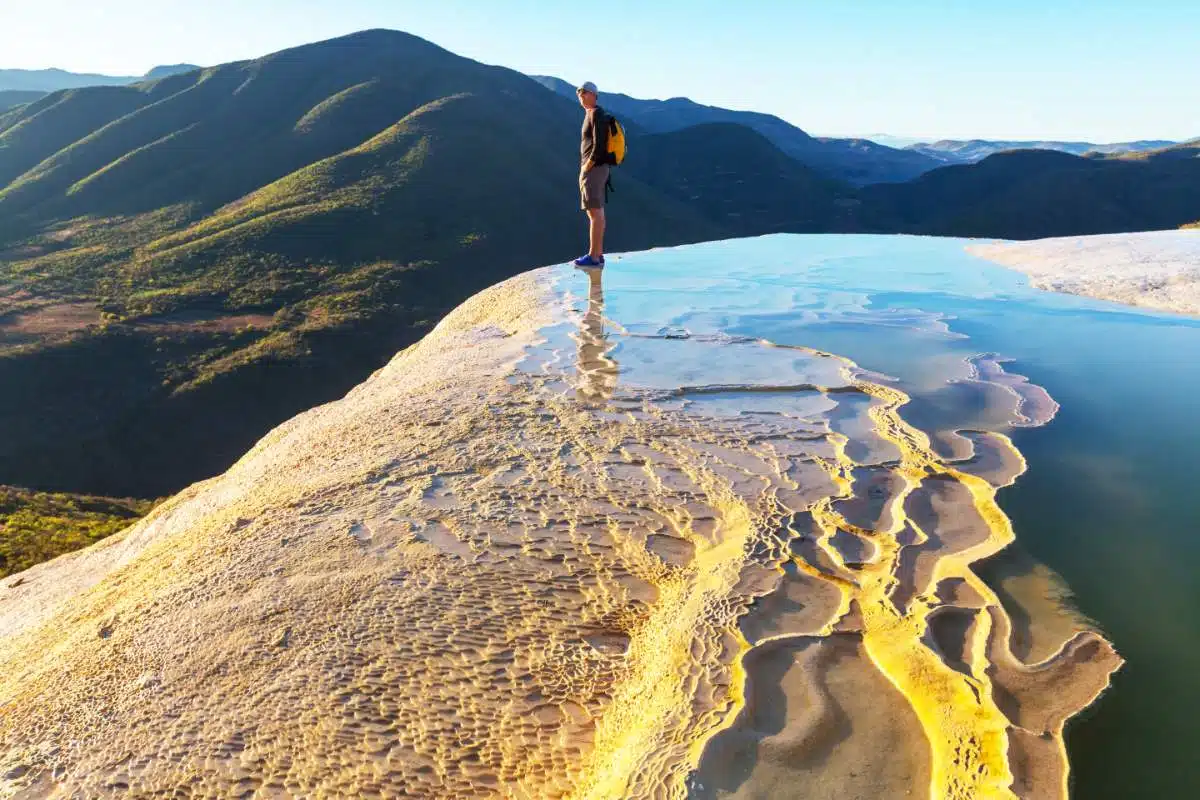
[967, 229, 1200, 316]
[0, 252, 1123, 799]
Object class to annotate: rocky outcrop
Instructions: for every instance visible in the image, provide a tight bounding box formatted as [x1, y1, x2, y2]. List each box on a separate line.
[0, 256, 1119, 799]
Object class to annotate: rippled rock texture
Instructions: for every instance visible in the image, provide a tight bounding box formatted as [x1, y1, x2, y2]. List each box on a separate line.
[0, 239, 1120, 799]
[968, 229, 1200, 317]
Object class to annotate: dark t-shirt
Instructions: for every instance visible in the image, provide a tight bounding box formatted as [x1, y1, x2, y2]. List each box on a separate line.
[580, 106, 611, 167]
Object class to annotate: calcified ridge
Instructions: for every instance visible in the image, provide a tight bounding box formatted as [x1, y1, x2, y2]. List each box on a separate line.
[0, 264, 1119, 799]
[968, 230, 1200, 317]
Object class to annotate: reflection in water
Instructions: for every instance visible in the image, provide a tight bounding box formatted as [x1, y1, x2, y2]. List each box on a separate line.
[575, 267, 619, 406]
[518, 254, 1121, 799]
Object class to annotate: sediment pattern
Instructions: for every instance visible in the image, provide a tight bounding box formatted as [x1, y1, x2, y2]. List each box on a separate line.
[0, 263, 1119, 799]
[968, 229, 1200, 317]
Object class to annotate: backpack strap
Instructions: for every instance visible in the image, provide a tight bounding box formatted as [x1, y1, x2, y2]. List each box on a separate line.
[604, 173, 614, 199]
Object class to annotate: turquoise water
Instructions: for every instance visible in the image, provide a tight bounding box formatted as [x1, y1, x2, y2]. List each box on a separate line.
[567, 234, 1199, 798]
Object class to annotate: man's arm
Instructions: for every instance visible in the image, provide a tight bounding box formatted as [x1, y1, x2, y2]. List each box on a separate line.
[591, 109, 610, 169]
[581, 111, 594, 171]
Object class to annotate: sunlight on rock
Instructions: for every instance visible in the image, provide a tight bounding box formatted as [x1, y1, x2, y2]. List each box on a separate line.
[0, 240, 1121, 799]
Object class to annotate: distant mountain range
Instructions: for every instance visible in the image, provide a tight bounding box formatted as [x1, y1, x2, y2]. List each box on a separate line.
[0, 64, 200, 92]
[855, 133, 928, 149]
[531, 77, 1185, 181]
[531, 75, 940, 185]
[0, 65, 201, 110]
[1, 28, 1197, 503]
[908, 138, 1178, 164]
[0, 65, 201, 113]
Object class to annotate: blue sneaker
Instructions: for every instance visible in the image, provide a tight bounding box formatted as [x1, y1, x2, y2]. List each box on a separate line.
[573, 254, 605, 267]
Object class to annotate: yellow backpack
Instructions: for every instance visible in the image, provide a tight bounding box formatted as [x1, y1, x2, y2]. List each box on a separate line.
[605, 116, 627, 165]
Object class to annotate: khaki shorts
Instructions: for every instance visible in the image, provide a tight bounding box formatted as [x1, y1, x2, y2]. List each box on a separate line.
[579, 164, 610, 210]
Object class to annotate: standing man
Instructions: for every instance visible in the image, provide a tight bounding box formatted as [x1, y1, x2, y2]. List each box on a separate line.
[575, 81, 609, 268]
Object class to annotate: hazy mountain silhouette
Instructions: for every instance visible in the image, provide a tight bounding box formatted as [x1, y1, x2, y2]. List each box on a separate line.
[0, 64, 199, 92]
[909, 138, 1178, 164]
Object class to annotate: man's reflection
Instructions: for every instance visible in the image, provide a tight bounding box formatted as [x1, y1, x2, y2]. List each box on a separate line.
[575, 267, 619, 406]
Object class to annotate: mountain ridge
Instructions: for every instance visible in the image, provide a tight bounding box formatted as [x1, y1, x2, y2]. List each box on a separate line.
[0, 63, 201, 92]
[0, 90, 45, 111]
[908, 137, 1179, 164]
[531, 74, 940, 185]
[859, 144, 1200, 237]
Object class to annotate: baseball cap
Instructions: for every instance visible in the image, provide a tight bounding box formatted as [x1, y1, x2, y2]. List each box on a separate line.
[577, 81, 598, 95]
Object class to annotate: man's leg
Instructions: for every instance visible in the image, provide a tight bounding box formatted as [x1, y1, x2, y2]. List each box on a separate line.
[587, 207, 606, 260]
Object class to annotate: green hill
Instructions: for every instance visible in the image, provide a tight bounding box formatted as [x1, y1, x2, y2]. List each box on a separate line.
[625, 122, 851, 233]
[0, 486, 153, 578]
[0, 30, 744, 498]
[859, 144, 1200, 238]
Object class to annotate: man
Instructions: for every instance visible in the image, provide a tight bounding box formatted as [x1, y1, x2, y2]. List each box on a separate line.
[574, 81, 610, 268]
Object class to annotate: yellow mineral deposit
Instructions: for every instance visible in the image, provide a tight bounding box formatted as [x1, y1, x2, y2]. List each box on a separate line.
[0, 265, 1120, 799]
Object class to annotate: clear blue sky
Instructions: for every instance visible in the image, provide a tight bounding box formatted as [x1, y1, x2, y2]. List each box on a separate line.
[5, 0, 1198, 142]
